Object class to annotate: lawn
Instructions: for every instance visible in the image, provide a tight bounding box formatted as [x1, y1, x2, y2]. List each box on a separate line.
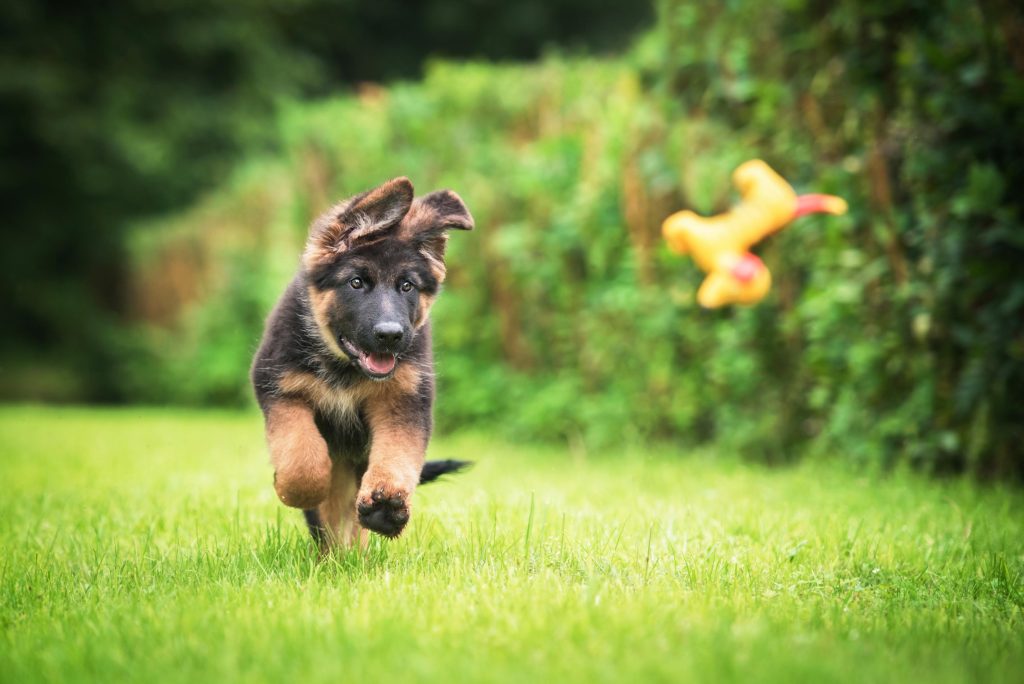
[0, 406, 1021, 683]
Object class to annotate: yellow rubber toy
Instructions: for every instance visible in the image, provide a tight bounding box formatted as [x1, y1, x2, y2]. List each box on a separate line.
[662, 160, 847, 308]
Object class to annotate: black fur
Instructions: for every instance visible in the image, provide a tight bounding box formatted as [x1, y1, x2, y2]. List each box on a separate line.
[419, 459, 473, 483]
[303, 508, 328, 545]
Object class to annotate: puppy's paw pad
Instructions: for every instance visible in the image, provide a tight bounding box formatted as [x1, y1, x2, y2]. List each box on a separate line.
[357, 489, 410, 538]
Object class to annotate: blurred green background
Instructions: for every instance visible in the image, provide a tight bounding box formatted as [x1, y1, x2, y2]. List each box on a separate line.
[2, 0, 1022, 478]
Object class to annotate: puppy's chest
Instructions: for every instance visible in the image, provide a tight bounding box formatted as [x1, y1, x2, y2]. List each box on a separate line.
[313, 406, 371, 463]
[314, 384, 368, 422]
[278, 370, 372, 420]
[278, 370, 374, 458]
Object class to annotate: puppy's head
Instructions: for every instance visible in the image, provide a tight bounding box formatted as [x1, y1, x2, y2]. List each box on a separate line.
[302, 177, 473, 380]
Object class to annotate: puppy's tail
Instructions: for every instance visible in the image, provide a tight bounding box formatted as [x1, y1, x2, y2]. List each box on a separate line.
[419, 459, 473, 484]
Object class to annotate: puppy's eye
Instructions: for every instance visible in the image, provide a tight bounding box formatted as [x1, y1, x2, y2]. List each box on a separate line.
[400, 280, 415, 293]
[349, 277, 364, 290]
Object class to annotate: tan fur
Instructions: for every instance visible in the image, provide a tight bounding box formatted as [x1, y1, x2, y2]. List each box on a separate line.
[315, 464, 361, 549]
[276, 364, 427, 542]
[356, 392, 429, 511]
[278, 371, 361, 420]
[265, 401, 332, 509]
[386, 362, 424, 396]
[275, 362, 425, 546]
[415, 292, 437, 328]
[419, 242, 448, 282]
[399, 207, 448, 281]
[278, 363, 422, 420]
[306, 287, 350, 361]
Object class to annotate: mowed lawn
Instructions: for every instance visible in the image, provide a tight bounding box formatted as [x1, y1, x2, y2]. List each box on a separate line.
[1, 407, 1021, 684]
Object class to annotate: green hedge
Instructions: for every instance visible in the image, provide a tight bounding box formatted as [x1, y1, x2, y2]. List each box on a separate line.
[646, 0, 1024, 474]
[122, 0, 1024, 478]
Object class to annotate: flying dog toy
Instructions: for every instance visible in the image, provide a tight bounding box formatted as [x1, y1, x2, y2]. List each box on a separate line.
[661, 160, 847, 308]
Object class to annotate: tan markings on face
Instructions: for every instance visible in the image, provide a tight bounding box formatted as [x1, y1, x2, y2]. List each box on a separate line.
[306, 286, 350, 361]
[265, 400, 332, 508]
[415, 292, 437, 329]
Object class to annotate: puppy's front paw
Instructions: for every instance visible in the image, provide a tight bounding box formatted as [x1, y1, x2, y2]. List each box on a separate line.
[357, 488, 411, 538]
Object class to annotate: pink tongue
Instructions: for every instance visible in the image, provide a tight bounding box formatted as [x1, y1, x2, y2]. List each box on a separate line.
[365, 353, 396, 375]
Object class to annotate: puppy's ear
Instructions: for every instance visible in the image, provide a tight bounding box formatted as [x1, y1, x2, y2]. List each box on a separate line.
[399, 190, 474, 282]
[304, 177, 415, 270]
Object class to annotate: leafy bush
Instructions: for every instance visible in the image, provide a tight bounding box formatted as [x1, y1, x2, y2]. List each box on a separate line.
[0, 0, 650, 399]
[644, 0, 1024, 475]
[122, 0, 1024, 478]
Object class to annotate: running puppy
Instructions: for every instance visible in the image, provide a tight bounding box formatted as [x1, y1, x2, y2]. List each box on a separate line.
[251, 177, 473, 548]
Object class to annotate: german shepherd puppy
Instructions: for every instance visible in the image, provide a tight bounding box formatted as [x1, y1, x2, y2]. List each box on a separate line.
[251, 177, 473, 548]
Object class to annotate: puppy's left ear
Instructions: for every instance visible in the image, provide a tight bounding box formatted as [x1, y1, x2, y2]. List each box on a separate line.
[401, 190, 474, 281]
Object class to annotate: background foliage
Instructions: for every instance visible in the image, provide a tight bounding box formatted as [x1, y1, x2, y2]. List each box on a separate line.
[0, 0, 650, 399]
[3, 0, 1022, 478]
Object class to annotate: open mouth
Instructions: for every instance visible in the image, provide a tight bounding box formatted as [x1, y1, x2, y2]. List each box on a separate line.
[338, 338, 397, 379]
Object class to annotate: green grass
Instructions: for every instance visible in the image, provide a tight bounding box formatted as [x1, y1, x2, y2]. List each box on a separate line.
[1, 406, 1021, 683]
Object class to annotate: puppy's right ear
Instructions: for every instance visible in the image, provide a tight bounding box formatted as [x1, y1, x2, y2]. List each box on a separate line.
[304, 177, 415, 271]
[398, 189, 474, 283]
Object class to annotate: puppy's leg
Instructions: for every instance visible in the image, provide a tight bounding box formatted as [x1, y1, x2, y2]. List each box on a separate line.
[356, 397, 428, 539]
[264, 400, 332, 509]
[315, 462, 362, 550]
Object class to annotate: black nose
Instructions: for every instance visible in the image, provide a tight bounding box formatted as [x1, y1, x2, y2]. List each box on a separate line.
[373, 321, 404, 346]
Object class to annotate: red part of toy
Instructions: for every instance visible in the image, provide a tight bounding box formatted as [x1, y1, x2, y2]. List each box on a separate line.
[731, 254, 763, 283]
